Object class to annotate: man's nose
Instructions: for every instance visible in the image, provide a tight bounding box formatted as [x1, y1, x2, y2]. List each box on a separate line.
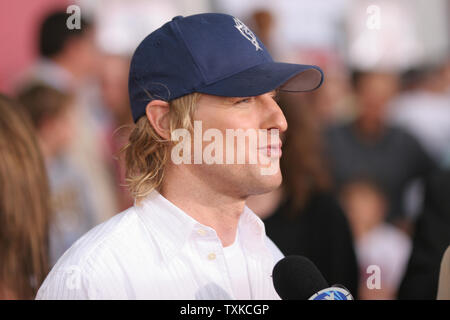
[261, 94, 288, 133]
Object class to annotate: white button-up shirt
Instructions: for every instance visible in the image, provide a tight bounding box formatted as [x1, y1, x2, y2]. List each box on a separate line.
[36, 191, 284, 299]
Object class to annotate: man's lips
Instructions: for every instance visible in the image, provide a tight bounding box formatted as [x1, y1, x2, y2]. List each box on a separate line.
[258, 142, 282, 157]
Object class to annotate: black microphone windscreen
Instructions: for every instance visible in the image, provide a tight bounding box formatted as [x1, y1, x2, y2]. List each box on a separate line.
[272, 255, 329, 300]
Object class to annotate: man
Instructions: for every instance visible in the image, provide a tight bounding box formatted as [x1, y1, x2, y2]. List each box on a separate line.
[16, 83, 99, 267]
[23, 10, 118, 226]
[27, 11, 97, 91]
[17, 11, 119, 265]
[36, 13, 323, 299]
[324, 71, 436, 226]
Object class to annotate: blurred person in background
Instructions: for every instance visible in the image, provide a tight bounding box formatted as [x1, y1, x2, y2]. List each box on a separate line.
[24, 10, 97, 91]
[339, 179, 411, 299]
[247, 92, 359, 296]
[324, 70, 436, 230]
[388, 61, 450, 167]
[18, 10, 118, 225]
[16, 83, 97, 266]
[398, 169, 450, 299]
[0, 94, 51, 299]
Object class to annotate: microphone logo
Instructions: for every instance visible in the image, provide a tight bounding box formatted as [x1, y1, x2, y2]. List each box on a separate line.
[308, 286, 354, 300]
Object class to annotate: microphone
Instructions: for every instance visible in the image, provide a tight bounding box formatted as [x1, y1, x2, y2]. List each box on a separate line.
[272, 255, 354, 300]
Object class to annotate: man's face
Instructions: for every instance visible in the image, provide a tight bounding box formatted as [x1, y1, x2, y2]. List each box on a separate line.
[356, 72, 399, 119]
[180, 91, 287, 198]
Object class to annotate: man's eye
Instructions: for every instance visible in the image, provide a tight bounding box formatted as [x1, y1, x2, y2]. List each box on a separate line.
[235, 98, 252, 104]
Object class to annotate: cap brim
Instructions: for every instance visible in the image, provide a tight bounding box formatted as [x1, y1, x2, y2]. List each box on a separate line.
[196, 62, 324, 97]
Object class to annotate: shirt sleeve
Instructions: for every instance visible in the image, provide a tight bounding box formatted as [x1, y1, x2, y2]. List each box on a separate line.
[35, 251, 123, 300]
[35, 263, 93, 299]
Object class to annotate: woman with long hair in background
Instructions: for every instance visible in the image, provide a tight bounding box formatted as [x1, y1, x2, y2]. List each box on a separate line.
[0, 94, 51, 299]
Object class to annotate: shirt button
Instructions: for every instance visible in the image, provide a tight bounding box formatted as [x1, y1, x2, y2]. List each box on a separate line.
[197, 229, 207, 236]
[207, 253, 216, 260]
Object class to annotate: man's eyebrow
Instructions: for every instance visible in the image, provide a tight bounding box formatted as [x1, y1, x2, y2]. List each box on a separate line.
[225, 95, 251, 102]
[225, 91, 277, 103]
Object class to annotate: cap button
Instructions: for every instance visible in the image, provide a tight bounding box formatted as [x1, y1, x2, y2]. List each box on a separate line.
[172, 15, 183, 21]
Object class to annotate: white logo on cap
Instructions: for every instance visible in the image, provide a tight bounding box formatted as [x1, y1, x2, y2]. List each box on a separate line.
[233, 17, 262, 51]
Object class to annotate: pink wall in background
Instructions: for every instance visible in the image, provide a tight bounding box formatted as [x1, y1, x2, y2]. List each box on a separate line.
[0, 0, 69, 94]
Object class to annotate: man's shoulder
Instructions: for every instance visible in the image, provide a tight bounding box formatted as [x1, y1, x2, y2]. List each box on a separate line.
[49, 205, 152, 272]
[36, 204, 164, 299]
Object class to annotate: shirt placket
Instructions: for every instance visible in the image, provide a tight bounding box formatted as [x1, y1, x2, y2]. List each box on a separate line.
[194, 227, 236, 299]
[244, 249, 274, 299]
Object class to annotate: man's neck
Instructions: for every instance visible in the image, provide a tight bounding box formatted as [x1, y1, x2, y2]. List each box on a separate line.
[355, 116, 384, 142]
[160, 165, 246, 247]
[51, 55, 82, 83]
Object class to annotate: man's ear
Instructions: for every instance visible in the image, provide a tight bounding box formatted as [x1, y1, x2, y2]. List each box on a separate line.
[145, 100, 171, 140]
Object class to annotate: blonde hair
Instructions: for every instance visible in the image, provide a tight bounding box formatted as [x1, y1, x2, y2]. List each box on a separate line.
[122, 93, 201, 203]
[0, 94, 51, 299]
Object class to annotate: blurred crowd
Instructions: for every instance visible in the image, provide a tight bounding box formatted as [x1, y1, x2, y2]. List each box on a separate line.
[0, 0, 449, 299]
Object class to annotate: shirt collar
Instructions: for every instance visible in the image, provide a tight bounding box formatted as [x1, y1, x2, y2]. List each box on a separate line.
[135, 190, 268, 262]
[239, 205, 269, 255]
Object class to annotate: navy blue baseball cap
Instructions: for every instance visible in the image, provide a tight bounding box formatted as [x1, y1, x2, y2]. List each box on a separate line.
[128, 13, 324, 122]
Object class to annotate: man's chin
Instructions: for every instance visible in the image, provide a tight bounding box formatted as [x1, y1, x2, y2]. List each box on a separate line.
[247, 170, 282, 196]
